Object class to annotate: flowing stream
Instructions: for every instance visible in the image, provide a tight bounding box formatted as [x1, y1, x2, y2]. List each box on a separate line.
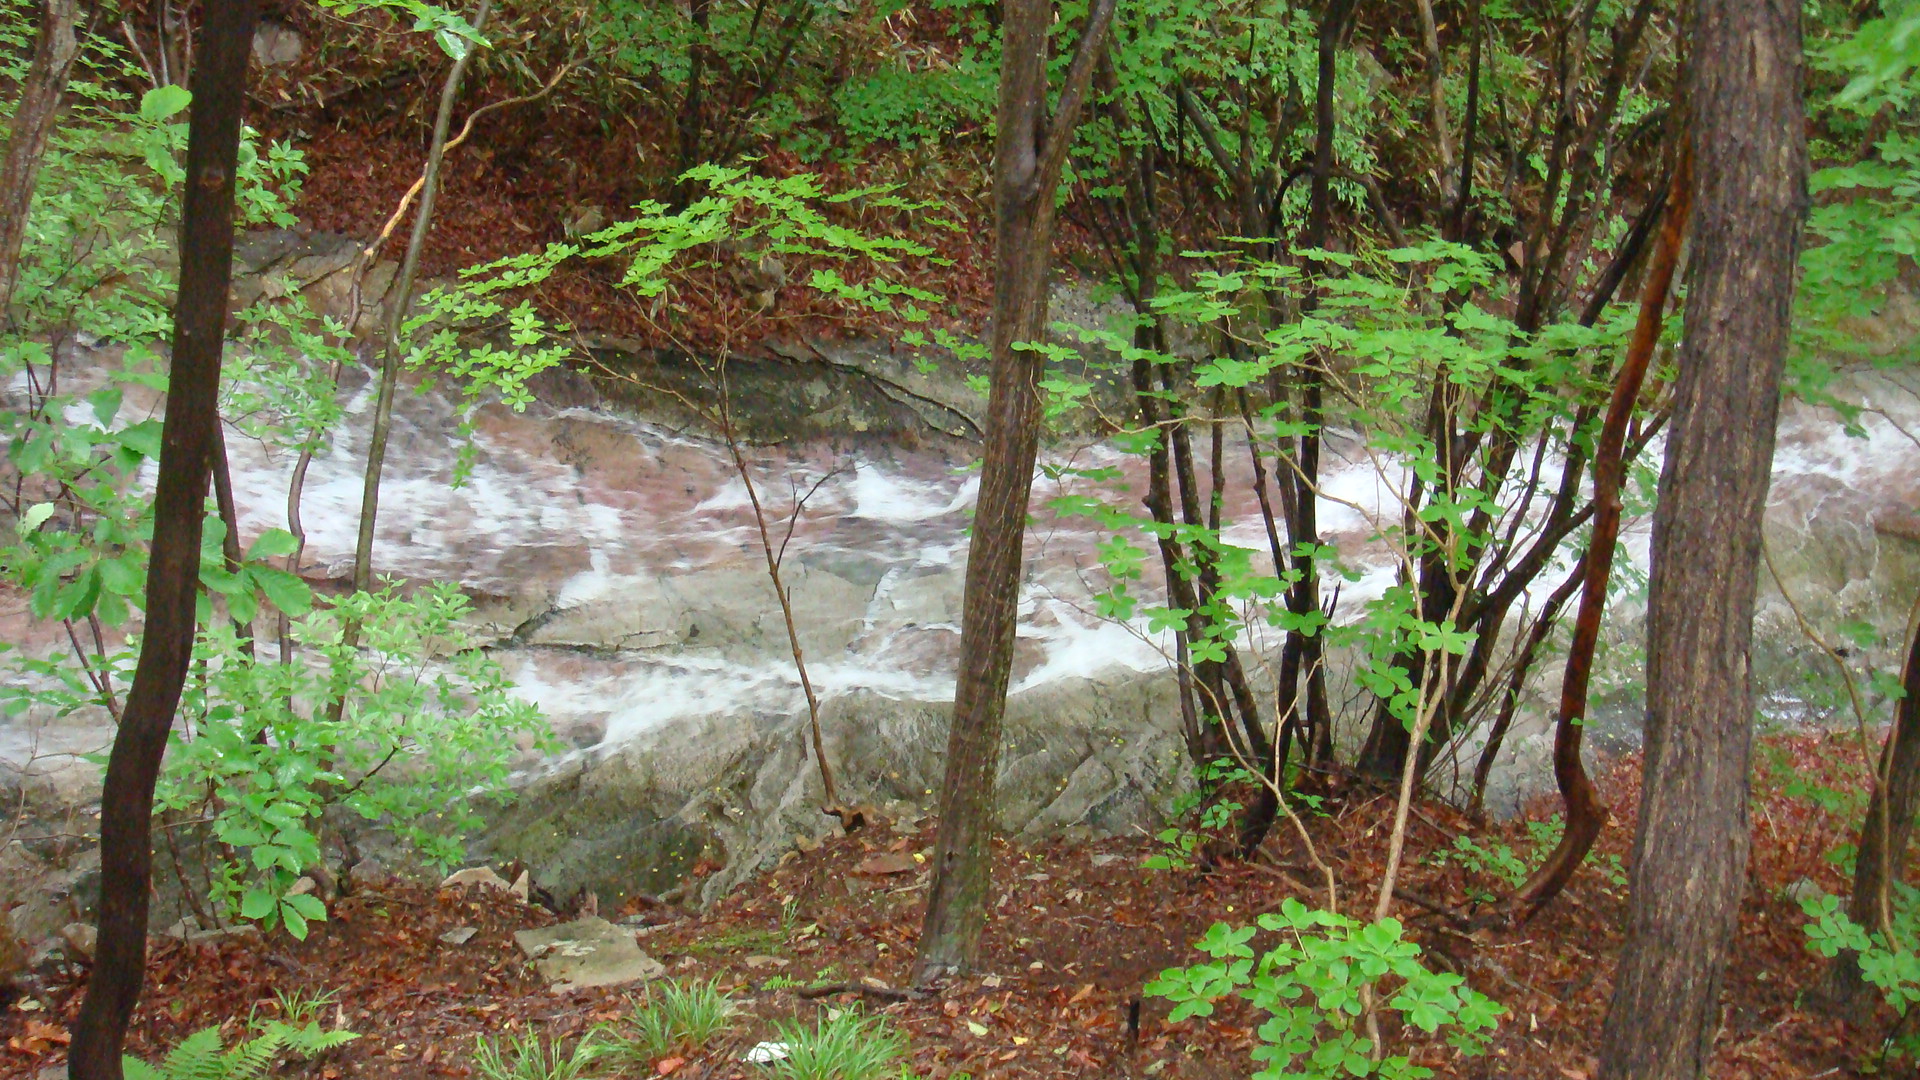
[3, 349, 1918, 829]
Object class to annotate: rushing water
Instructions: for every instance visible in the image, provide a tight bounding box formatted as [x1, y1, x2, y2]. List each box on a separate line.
[3, 351, 1918, 806]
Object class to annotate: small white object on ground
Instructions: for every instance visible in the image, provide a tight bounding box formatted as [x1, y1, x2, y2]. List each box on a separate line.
[744, 1042, 791, 1063]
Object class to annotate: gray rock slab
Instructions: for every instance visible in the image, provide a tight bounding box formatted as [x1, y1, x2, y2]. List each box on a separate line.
[513, 917, 664, 990]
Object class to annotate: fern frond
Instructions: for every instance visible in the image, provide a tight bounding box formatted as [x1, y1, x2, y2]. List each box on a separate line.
[155, 1026, 233, 1080]
[225, 1027, 289, 1079]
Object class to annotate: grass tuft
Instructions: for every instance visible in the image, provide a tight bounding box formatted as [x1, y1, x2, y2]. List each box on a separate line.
[470, 1030, 606, 1080]
[598, 977, 737, 1065]
[757, 1009, 907, 1080]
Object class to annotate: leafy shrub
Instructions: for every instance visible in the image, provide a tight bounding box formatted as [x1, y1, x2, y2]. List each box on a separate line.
[157, 584, 551, 937]
[1802, 885, 1920, 1060]
[1146, 899, 1503, 1080]
[833, 55, 996, 151]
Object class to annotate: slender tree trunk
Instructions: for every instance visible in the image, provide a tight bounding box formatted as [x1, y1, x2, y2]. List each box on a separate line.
[913, 0, 1115, 984]
[67, 2, 258, 1075]
[1595, 2, 1807, 1075]
[1273, 0, 1350, 779]
[1470, 564, 1582, 819]
[1822, 606, 1920, 1013]
[0, 0, 81, 320]
[672, 0, 712, 205]
[351, 0, 492, 593]
[1515, 152, 1690, 915]
[211, 423, 255, 657]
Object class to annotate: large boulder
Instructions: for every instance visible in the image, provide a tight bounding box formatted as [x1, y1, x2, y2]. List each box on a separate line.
[480, 672, 1189, 906]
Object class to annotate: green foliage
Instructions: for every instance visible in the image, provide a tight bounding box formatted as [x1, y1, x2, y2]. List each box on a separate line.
[122, 1018, 357, 1080]
[0, 0, 558, 943]
[0, 3, 304, 343]
[1146, 899, 1503, 1080]
[157, 584, 550, 937]
[580, 0, 986, 170]
[757, 1010, 909, 1080]
[1427, 816, 1626, 899]
[834, 52, 997, 151]
[1052, 239, 1638, 759]
[599, 978, 736, 1064]
[1144, 759, 1256, 871]
[1802, 885, 1920, 1060]
[1793, 0, 1920, 403]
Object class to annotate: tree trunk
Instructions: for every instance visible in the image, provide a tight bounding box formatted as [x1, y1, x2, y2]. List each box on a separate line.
[351, 0, 492, 593]
[0, 0, 80, 320]
[67, 2, 258, 1075]
[1594, 1, 1807, 1076]
[913, 0, 1115, 984]
[1822, 607, 1920, 1013]
[1515, 153, 1690, 915]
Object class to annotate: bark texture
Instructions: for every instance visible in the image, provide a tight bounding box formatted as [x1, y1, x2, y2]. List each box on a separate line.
[1594, 2, 1807, 1076]
[67, 1, 259, 1075]
[913, 0, 1115, 983]
[0, 0, 81, 319]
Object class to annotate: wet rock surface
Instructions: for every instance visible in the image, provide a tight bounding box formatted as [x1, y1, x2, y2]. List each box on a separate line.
[2, 261, 1916, 914]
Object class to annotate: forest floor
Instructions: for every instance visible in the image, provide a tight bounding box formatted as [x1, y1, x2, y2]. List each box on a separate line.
[0, 733, 1897, 1080]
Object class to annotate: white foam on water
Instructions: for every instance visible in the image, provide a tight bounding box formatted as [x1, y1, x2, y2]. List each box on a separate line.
[846, 463, 976, 523]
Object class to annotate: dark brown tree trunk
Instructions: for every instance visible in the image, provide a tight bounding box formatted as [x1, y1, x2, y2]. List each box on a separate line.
[67, 1, 258, 1075]
[1822, 610, 1920, 1013]
[0, 0, 80, 320]
[1515, 152, 1690, 915]
[913, 0, 1115, 984]
[1595, 1, 1807, 1075]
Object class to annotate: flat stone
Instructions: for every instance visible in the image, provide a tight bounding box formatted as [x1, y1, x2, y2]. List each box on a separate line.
[854, 852, 918, 876]
[159, 918, 260, 944]
[252, 21, 303, 66]
[58, 922, 94, 961]
[439, 926, 478, 945]
[513, 917, 664, 990]
[441, 866, 512, 893]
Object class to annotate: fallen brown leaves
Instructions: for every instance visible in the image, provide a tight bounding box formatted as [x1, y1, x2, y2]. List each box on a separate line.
[0, 732, 1895, 1079]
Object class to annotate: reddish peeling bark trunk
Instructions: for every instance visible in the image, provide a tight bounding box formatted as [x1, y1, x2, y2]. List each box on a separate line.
[1515, 152, 1691, 916]
[1595, 1, 1807, 1076]
[913, 0, 1116, 984]
[67, 2, 259, 1077]
[0, 0, 80, 319]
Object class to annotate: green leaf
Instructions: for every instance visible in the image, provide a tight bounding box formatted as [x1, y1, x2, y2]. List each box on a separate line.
[252, 567, 312, 615]
[245, 529, 300, 561]
[283, 892, 327, 921]
[18, 503, 54, 534]
[239, 888, 276, 921]
[117, 420, 164, 460]
[89, 388, 124, 428]
[140, 85, 192, 121]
